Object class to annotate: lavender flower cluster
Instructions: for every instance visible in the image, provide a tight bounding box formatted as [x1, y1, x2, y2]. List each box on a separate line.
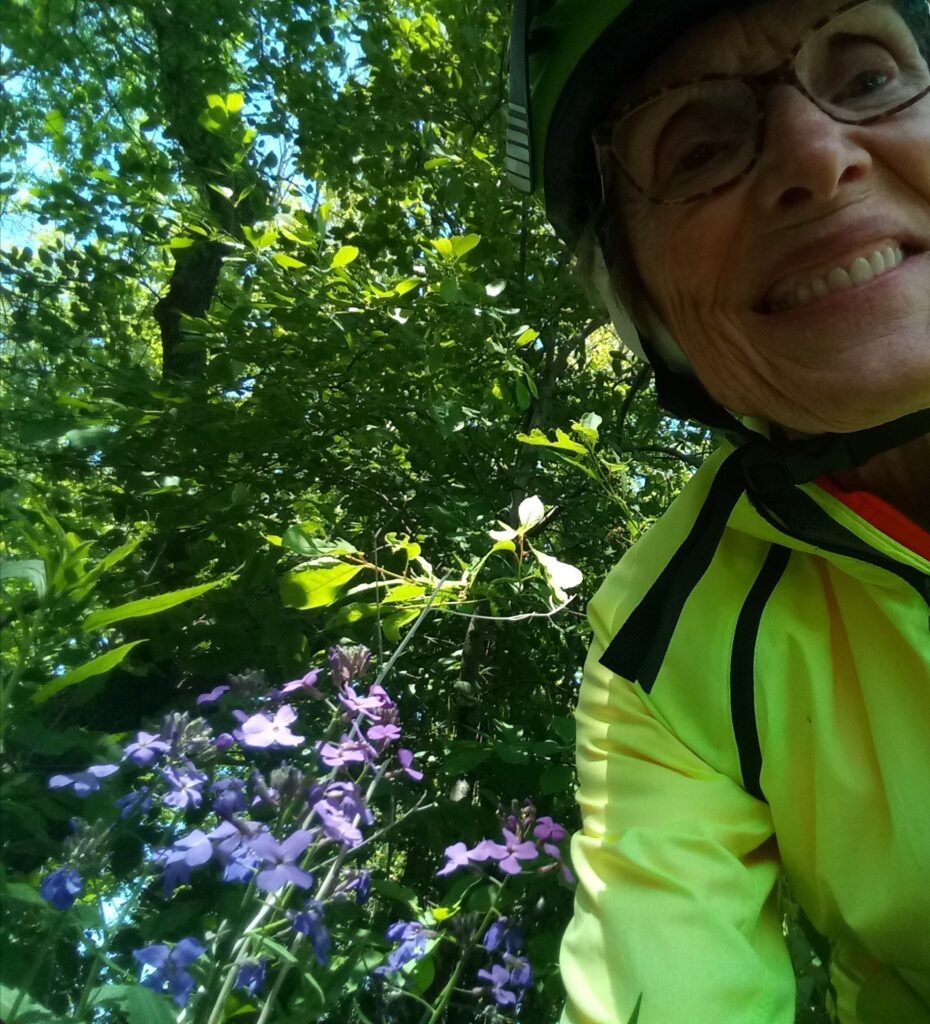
[41, 646, 422, 1008]
[437, 801, 573, 884]
[39, 645, 575, 1016]
[375, 800, 573, 1011]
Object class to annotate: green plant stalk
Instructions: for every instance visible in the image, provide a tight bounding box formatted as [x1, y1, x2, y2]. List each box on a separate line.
[421, 882, 504, 1024]
[7, 913, 65, 1023]
[0, 601, 44, 750]
[212, 577, 450, 1024]
[73, 869, 153, 1020]
[252, 757, 395, 1024]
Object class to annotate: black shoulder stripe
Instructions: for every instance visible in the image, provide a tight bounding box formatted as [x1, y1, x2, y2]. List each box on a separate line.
[730, 544, 791, 801]
[599, 449, 747, 692]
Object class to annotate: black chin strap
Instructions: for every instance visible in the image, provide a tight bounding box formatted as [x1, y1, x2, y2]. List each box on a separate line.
[639, 334, 930, 497]
[737, 409, 930, 496]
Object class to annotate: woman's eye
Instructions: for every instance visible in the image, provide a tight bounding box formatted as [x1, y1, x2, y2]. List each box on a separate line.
[835, 68, 893, 101]
[674, 141, 721, 173]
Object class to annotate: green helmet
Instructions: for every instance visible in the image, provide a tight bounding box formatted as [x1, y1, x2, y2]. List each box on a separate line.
[506, 0, 740, 248]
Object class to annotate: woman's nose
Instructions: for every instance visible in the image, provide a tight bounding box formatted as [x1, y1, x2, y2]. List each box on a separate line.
[752, 84, 872, 209]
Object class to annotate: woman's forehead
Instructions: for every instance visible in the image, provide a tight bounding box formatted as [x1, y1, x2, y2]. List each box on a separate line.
[638, 0, 841, 87]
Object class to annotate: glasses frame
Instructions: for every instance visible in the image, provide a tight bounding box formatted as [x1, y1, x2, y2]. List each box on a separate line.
[593, 0, 930, 205]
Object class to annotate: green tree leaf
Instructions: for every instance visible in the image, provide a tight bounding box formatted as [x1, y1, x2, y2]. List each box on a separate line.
[279, 562, 363, 609]
[330, 245, 359, 268]
[44, 109, 64, 136]
[82, 580, 224, 632]
[31, 640, 148, 703]
[89, 984, 176, 1024]
[0, 559, 46, 597]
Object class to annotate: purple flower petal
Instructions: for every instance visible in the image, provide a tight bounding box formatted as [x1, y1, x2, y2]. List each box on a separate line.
[133, 943, 170, 969]
[172, 936, 206, 967]
[196, 684, 230, 706]
[397, 748, 423, 780]
[40, 867, 83, 910]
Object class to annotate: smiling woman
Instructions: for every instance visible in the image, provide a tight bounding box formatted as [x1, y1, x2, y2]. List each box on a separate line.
[506, 1, 930, 1022]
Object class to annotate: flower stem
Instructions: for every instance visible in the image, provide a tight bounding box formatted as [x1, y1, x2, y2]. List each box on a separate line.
[420, 880, 504, 1024]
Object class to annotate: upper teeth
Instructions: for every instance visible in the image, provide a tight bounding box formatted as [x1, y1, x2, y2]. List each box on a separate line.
[769, 244, 905, 312]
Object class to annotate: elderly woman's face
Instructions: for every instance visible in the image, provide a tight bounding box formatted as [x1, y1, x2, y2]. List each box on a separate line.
[622, 0, 930, 434]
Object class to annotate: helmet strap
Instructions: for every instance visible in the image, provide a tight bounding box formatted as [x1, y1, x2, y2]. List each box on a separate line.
[640, 334, 930, 496]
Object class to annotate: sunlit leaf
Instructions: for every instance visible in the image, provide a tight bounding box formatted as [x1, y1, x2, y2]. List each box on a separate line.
[517, 495, 545, 532]
[82, 580, 225, 631]
[279, 562, 363, 609]
[330, 245, 359, 268]
[44, 109, 65, 136]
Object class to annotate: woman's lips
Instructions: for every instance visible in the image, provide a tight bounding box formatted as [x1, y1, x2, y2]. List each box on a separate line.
[763, 241, 906, 313]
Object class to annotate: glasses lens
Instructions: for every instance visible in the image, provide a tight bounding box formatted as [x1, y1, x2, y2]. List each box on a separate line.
[798, 0, 930, 120]
[611, 80, 758, 201]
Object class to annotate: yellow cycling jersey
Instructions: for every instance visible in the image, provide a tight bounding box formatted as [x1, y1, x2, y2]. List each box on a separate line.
[560, 442, 930, 1024]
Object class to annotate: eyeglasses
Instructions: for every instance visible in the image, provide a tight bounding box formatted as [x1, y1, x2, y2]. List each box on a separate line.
[593, 0, 930, 204]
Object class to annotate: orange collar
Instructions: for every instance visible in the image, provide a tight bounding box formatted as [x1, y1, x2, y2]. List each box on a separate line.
[817, 477, 930, 562]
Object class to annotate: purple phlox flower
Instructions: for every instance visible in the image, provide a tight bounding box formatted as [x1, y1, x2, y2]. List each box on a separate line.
[158, 829, 213, 895]
[291, 899, 329, 963]
[337, 685, 384, 722]
[215, 732, 235, 749]
[133, 937, 205, 1008]
[334, 869, 371, 906]
[483, 917, 524, 955]
[367, 684, 395, 715]
[116, 786, 152, 819]
[436, 841, 487, 877]
[317, 734, 374, 769]
[481, 829, 539, 876]
[395, 748, 423, 781]
[234, 958, 268, 996]
[329, 780, 374, 821]
[477, 963, 519, 1008]
[533, 816, 567, 844]
[312, 798, 363, 847]
[49, 764, 119, 798]
[310, 780, 373, 834]
[196, 684, 230, 706]
[506, 954, 533, 991]
[211, 777, 247, 818]
[367, 722, 401, 746]
[40, 866, 83, 910]
[329, 644, 372, 688]
[123, 731, 170, 769]
[374, 921, 431, 975]
[248, 829, 314, 892]
[161, 763, 208, 810]
[240, 705, 305, 749]
[270, 668, 323, 700]
[208, 820, 262, 884]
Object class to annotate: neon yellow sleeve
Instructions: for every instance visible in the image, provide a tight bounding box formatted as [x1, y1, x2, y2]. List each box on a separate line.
[559, 642, 795, 1024]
